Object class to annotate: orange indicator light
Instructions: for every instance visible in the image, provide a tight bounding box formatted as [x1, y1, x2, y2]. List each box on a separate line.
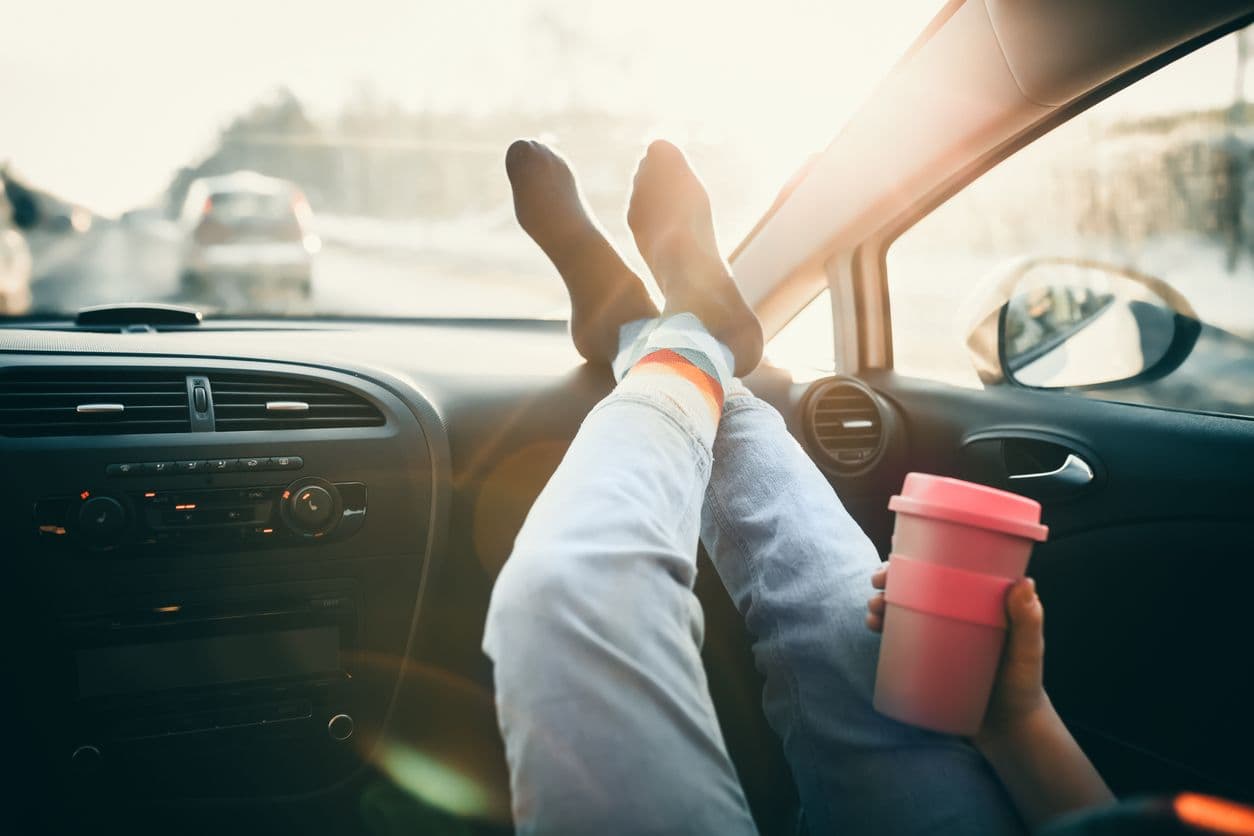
[282, 490, 292, 500]
[1174, 793, 1254, 835]
[262, 528, 274, 534]
[144, 492, 156, 498]
[174, 503, 197, 511]
[79, 491, 91, 500]
[153, 605, 181, 614]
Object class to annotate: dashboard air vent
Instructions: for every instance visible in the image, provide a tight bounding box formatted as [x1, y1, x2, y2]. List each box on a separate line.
[805, 378, 886, 473]
[209, 373, 384, 431]
[0, 368, 191, 437]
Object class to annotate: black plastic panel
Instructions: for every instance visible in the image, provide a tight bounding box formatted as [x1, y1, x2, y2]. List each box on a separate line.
[2, 353, 446, 818]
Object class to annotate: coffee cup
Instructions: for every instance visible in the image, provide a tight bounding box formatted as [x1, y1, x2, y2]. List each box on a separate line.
[872, 472, 1048, 735]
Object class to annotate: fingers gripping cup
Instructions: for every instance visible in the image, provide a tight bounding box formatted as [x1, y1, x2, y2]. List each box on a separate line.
[873, 473, 1048, 735]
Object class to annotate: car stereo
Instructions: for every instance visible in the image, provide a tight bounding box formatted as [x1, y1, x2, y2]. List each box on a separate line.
[34, 474, 367, 553]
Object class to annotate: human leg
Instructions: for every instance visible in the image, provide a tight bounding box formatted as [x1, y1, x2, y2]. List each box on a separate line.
[699, 387, 1025, 835]
[483, 141, 763, 835]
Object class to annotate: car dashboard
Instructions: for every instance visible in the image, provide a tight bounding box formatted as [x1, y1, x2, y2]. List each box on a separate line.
[1, 319, 889, 833]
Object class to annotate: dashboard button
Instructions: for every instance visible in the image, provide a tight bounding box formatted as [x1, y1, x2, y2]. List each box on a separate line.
[337, 507, 367, 538]
[290, 486, 335, 529]
[208, 458, 234, 473]
[333, 483, 367, 538]
[176, 460, 208, 474]
[272, 456, 303, 470]
[280, 478, 342, 537]
[193, 386, 208, 413]
[327, 713, 354, 743]
[34, 498, 71, 539]
[337, 482, 367, 509]
[78, 496, 127, 546]
[144, 461, 174, 475]
[245, 525, 278, 543]
[163, 509, 200, 526]
[107, 462, 143, 477]
[239, 457, 265, 472]
[70, 745, 103, 774]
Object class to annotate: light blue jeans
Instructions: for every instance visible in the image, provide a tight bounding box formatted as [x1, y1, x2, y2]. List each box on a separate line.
[483, 382, 1025, 835]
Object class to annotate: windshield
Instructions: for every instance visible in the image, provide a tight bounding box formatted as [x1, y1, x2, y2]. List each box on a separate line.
[1, 0, 941, 321]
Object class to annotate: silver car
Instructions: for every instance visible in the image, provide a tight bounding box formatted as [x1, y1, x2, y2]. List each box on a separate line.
[178, 171, 318, 299]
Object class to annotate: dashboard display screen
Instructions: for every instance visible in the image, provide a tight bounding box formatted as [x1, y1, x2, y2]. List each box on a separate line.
[76, 626, 341, 697]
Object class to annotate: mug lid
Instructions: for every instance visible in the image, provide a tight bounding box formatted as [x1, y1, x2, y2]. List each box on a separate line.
[888, 472, 1048, 542]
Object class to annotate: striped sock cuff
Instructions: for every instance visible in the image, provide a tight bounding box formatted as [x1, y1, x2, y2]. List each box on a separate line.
[613, 313, 734, 390]
[611, 313, 734, 444]
[629, 348, 724, 417]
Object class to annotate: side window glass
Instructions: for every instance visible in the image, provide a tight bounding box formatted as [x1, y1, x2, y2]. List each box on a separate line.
[888, 26, 1254, 417]
[765, 290, 836, 378]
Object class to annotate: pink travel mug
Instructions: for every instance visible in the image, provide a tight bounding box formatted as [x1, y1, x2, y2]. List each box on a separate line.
[872, 473, 1049, 735]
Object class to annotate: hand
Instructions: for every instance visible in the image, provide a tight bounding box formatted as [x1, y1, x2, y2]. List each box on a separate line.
[868, 566, 1114, 824]
[866, 566, 1051, 743]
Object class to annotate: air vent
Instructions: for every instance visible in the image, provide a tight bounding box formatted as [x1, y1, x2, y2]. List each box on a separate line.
[805, 378, 886, 472]
[209, 373, 384, 431]
[0, 368, 191, 437]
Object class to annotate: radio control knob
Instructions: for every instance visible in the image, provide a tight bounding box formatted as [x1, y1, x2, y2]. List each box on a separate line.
[77, 496, 126, 547]
[281, 479, 342, 537]
[291, 485, 334, 529]
[328, 713, 354, 742]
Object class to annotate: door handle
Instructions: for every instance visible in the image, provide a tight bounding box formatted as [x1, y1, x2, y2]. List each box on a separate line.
[1007, 453, 1094, 487]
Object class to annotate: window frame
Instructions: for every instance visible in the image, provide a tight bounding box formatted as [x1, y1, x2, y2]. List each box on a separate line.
[871, 14, 1254, 379]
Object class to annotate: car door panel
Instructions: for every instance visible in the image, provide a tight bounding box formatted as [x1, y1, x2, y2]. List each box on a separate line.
[856, 369, 1254, 799]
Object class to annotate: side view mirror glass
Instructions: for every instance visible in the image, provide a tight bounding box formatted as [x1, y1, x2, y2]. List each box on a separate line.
[964, 257, 1201, 389]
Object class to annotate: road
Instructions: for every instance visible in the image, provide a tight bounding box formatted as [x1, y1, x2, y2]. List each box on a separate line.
[27, 221, 568, 319]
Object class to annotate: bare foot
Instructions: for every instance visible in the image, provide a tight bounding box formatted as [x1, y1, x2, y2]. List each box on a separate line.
[627, 140, 763, 376]
[505, 139, 658, 364]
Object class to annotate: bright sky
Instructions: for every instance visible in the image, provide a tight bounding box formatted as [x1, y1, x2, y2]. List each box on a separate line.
[0, 0, 946, 215]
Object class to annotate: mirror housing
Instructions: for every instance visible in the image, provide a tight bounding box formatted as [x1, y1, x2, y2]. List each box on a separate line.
[964, 257, 1200, 389]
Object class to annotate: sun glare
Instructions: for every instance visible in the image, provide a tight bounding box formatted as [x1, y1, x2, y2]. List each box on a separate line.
[3, 0, 944, 233]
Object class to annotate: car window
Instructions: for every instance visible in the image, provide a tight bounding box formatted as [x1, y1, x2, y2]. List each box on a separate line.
[764, 289, 837, 379]
[206, 192, 294, 224]
[1, 0, 943, 321]
[887, 25, 1254, 419]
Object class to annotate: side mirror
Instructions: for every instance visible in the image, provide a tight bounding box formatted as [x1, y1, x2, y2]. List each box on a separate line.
[965, 257, 1201, 389]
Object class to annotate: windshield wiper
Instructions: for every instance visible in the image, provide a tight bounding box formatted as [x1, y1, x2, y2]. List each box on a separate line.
[75, 303, 203, 329]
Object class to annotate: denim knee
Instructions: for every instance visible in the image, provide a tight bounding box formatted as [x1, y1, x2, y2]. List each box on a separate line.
[484, 545, 577, 658]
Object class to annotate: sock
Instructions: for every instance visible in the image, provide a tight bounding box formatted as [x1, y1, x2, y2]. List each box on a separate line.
[611, 313, 734, 446]
[612, 316, 661, 381]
